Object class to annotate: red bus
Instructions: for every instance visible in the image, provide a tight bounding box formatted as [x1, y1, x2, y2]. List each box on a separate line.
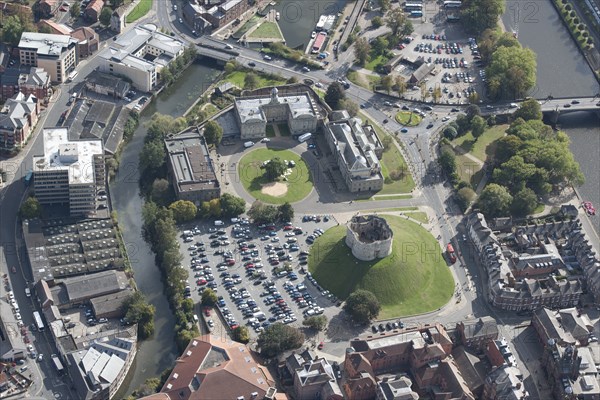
[446, 243, 457, 263]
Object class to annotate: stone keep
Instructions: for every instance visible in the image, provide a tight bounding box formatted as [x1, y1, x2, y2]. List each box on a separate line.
[345, 215, 393, 261]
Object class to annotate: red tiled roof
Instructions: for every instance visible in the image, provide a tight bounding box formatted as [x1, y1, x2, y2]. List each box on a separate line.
[86, 0, 104, 13]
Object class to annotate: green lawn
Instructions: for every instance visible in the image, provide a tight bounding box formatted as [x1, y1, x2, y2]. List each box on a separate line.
[249, 22, 283, 39]
[233, 14, 261, 38]
[221, 71, 287, 89]
[379, 146, 415, 194]
[277, 124, 291, 136]
[404, 212, 429, 224]
[452, 124, 507, 162]
[238, 148, 313, 204]
[347, 70, 380, 90]
[395, 111, 422, 126]
[126, 0, 152, 23]
[455, 153, 483, 188]
[364, 53, 391, 72]
[266, 125, 276, 137]
[309, 216, 454, 318]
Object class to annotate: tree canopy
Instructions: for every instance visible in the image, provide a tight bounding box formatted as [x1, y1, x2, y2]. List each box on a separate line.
[20, 197, 42, 219]
[514, 99, 542, 121]
[486, 45, 537, 100]
[204, 121, 223, 146]
[324, 82, 346, 109]
[257, 323, 304, 357]
[122, 291, 156, 339]
[220, 193, 246, 218]
[354, 37, 371, 66]
[201, 289, 218, 306]
[343, 289, 381, 325]
[460, 0, 505, 35]
[248, 201, 279, 224]
[264, 157, 287, 181]
[169, 200, 197, 223]
[277, 203, 294, 222]
[99, 7, 113, 26]
[232, 326, 250, 344]
[477, 183, 513, 217]
[303, 315, 328, 331]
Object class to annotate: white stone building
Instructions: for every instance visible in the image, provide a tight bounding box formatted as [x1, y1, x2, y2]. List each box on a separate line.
[346, 215, 393, 261]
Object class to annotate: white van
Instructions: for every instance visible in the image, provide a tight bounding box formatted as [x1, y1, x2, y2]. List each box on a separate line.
[225, 44, 233, 49]
[244, 141, 254, 148]
[509, 103, 519, 108]
[214, 220, 224, 226]
[25, 288, 31, 297]
[182, 230, 193, 237]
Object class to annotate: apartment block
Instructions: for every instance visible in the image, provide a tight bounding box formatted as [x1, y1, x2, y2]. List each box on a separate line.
[19, 32, 79, 83]
[0, 92, 40, 151]
[32, 128, 104, 216]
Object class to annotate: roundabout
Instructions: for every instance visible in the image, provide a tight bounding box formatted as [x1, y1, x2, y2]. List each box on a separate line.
[237, 147, 313, 204]
[395, 111, 423, 127]
[308, 215, 454, 318]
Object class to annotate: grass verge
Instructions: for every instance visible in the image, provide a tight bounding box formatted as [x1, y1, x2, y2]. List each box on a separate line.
[451, 124, 507, 161]
[395, 111, 422, 126]
[249, 22, 283, 39]
[126, 0, 152, 23]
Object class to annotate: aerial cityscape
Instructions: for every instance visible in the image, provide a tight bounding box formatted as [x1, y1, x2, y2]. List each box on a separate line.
[0, 0, 599, 399]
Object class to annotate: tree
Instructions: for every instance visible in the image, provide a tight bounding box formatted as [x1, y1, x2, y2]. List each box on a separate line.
[20, 197, 42, 219]
[456, 187, 476, 212]
[248, 201, 279, 224]
[494, 135, 523, 164]
[460, 0, 505, 35]
[455, 114, 470, 136]
[1, 16, 26, 46]
[470, 115, 487, 139]
[381, 75, 393, 94]
[201, 288, 218, 306]
[139, 141, 166, 172]
[386, 7, 407, 36]
[257, 323, 304, 357]
[354, 37, 371, 66]
[443, 126, 458, 139]
[340, 99, 359, 117]
[371, 37, 389, 56]
[514, 99, 542, 121]
[122, 291, 156, 339]
[264, 157, 287, 181]
[343, 290, 381, 325]
[394, 75, 406, 96]
[99, 7, 112, 26]
[379, 0, 391, 12]
[70, 2, 81, 18]
[303, 315, 328, 331]
[203, 120, 223, 146]
[220, 193, 245, 218]
[169, 200, 197, 223]
[439, 148, 457, 175]
[465, 104, 481, 121]
[232, 326, 250, 343]
[161, 67, 174, 86]
[477, 183, 513, 217]
[244, 72, 259, 90]
[486, 46, 537, 99]
[277, 202, 294, 222]
[400, 19, 414, 37]
[371, 16, 383, 28]
[134, 377, 161, 398]
[324, 82, 346, 109]
[151, 178, 171, 205]
[511, 188, 538, 217]
[432, 86, 442, 103]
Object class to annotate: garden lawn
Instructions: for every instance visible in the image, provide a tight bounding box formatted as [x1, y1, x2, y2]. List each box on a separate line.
[364, 53, 392, 72]
[309, 216, 454, 318]
[221, 71, 287, 89]
[238, 148, 312, 204]
[249, 22, 283, 39]
[451, 124, 507, 162]
[126, 0, 152, 23]
[379, 145, 415, 194]
[395, 111, 422, 126]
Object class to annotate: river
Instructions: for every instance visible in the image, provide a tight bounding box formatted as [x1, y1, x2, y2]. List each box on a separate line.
[111, 61, 221, 397]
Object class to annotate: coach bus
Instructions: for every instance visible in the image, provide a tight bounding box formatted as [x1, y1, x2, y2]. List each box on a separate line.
[33, 311, 45, 332]
[444, 1, 462, 8]
[404, 3, 423, 11]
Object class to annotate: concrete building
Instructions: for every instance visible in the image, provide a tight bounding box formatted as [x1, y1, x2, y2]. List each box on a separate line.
[456, 316, 499, 351]
[50, 270, 129, 308]
[165, 131, 221, 205]
[234, 87, 319, 139]
[98, 24, 184, 92]
[345, 215, 393, 261]
[89, 288, 133, 319]
[376, 375, 419, 400]
[70, 27, 100, 58]
[324, 112, 384, 193]
[32, 128, 104, 216]
[84, 0, 104, 22]
[279, 349, 343, 400]
[467, 213, 588, 311]
[18, 32, 79, 83]
[84, 73, 130, 99]
[0, 92, 40, 151]
[69, 337, 136, 400]
[139, 335, 285, 400]
[0, 67, 50, 102]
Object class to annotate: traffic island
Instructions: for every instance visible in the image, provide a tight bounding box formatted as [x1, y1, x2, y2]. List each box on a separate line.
[395, 111, 422, 126]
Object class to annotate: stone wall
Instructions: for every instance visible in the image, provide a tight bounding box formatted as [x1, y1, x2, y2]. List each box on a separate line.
[345, 215, 393, 261]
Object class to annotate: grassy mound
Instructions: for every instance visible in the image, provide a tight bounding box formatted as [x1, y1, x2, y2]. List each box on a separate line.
[308, 215, 454, 318]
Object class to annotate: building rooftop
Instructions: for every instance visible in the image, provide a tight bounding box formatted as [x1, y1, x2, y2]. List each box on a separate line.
[235, 91, 317, 124]
[113, 24, 183, 58]
[327, 117, 381, 174]
[33, 128, 103, 184]
[62, 270, 129, 303]
[19, 32, 78, 57]
[0, 92, 37, 130]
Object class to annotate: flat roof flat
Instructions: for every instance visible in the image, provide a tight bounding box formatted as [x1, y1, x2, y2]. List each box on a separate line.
[19, 32, 78, 57]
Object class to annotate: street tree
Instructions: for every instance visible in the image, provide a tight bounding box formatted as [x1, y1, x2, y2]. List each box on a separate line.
[465, 104, 481, 121]
[248, 201, 279, 224]
[277, 202, 294, 222]
[168, 200, 197, 223]
[232, 326, 250, 343]
[456, 187, 476, 212]
[20, 197, 42, 219]
[371, 16, 383, 28]
[511, 187, 538, 217]
[455, 114, 470, 135]
[379, 0, 391, 12]
[343, 290, 381, 325]
[244, 72, 259, 90]
[265, 157, 287, 181]
[324, 82, 346, 109]
[443, 126, 458, 139]
[340, 99, 359, 117]
[220, 193, 246, 218]
[385, 8, 407, 36]
[203, 120, 223, 145]
[99, 7, 112, 26]
[354, 37, 371, 66]
[432, 86, 442, 103]
[477, 183, 513, 217]
[439, 148, 457, 175]
[514, 98, 542, 121]
[381, 75, 393, 94]
[201, 288, 218, 306]
[303, 315, 328, 331]
[470, 115, 487, 139]
[257, 323, 305, 357]
[394, 75, 406, 96]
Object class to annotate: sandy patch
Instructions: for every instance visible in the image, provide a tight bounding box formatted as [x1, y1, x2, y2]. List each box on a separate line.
[261, 182, 288, 197]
